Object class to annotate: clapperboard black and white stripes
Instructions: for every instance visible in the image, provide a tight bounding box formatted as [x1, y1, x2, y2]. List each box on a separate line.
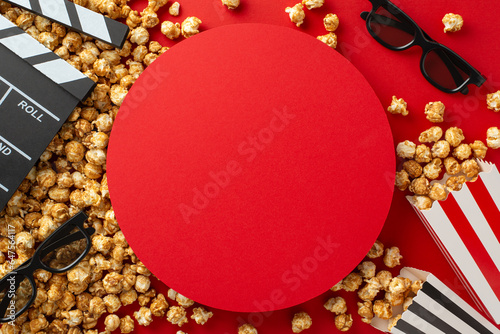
[371, 267, 500, 334]
[0, 15, 95, 101]
[3, 0, 129, 48]
[0, 0, 129, 211]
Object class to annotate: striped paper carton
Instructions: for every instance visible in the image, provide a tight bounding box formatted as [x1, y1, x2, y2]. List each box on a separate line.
[407, 160, 500, 324]
[371, 267, 500, 334]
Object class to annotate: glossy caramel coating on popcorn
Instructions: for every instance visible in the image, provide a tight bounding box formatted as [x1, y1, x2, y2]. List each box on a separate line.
[358, 277, 382, 301]
[442, 13, 463, 33]
[222, 0, 240, 9]
[425, 101, 445, 123]
[239, 323, 258, 334]
[431, 140, 450, 159]
[342, 272, 363, 292]
[419, 126, 443, 143]
[317, 32, 337, 49]
[383, 247, 403, 268]
[413, 195, 433, 210]
[291, 311, 312, 333]
[487, 127, 500, 149]
[357, 301, 374, 324]
[323, 13, 339, 32]
[487, 91, 500, 112]
[191, 306, 213, 325]
[403, 160, 423, 178]
[445, 127, 465, 147]
[395, 170, 410, 191]
[453, 143, 472, 160]
[324, 296, 347, 314]
[444, 157, 462, 175]
[387, 96, 408, 116]
[470, 140, 488, 159]
[397, 140, 416, 159]
[462, 159, 480, 178]
[285, 3, 305, 27]
[367, 240, 384, 259]
[335, 314, 353, 331]
[181, 16, 202, 38]
[446, 175, 467, 191]
[409, 176, 430, 195]
[429, 183, 447, 201]
[415, 144, 432, 164]
[373, 300, 392, 320]
[423, 158, 442, 180]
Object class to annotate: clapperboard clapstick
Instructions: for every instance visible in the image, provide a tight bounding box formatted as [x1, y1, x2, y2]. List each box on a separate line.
[3, 0, 129, 48]
[0, 15, 96, 101]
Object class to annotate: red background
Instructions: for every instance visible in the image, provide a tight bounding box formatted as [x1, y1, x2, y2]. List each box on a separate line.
[113, 0, 500, 333]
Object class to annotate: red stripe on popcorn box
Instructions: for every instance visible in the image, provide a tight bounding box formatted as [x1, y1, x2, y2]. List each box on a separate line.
[408, 160, 500, 324]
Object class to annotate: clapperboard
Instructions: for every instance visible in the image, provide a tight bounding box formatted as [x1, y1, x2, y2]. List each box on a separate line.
[0, 0, 129, 211]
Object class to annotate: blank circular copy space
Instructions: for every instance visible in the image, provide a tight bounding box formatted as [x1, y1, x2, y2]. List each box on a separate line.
[107, 23, 395, 312]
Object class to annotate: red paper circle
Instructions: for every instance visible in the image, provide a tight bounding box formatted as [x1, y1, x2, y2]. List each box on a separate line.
[107, 23, 394, 312]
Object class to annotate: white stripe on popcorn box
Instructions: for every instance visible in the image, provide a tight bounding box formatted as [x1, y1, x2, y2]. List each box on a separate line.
[407, 160, 500, 324]
[371, 267, 500, 334]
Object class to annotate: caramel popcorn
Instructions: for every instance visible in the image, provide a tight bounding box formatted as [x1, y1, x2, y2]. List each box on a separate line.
[462, 159, 480, 178]
[358, 261, 376, 279]
[403, 160, 423, 178]
[130, 26, 150, 45]
[388, 314, 402, 331]
[150, 294, 169, 317]
[181, 16, 202, 38]
[395, 170, 411, 191]
[442, 13, 463, 33]
[486, 90, 500, 112]
[367, 240, 384, 259]
[397, 140, 416, 159]
[169, 2, 180, 16]
[222, 0, 240, 9]
[167, 306, 189, 327]
[238, 323, 258, 334]
[383, 247, 403, 268]
[415, 144, 432, 164]
[446, 175, 466, 191]
[324, 296, 347, 315]
[431, 140, 450, 158]
[291, 312, 312, 333]
[444, 157, 461, 175]
[429, 183, 447, 201]
[191, 306, 213, 325]
[445, 127, 465, 147]
[120, 315, 135, 333]
[419, 126, 443, 143]
[331, 280, 343, 292]
[342, 272, 363, 292]
[323, 13, 339, 32]
[470, 140, 488, 159]
[134, 306, 153, 326]
[385, 291, 404, 306]
[302, 0, 324, 10]
[453, 143, 472, 160]
[104, 314, 120, 332]
[410, 280, 423, 295]
[387, 96, 408, 116]
[403, 296, 413, 311]
[413, 194, 433, 210]
[317, 32, 337, 49]
[358, 277, 382, 301]
[423, 158, 442, 180]
[409, 176, 430, 195]
[334, 314, 353, 331]
[357, 301, 374, 324]
[285, 3, 305, 27]
[376, 271, 393, 291]
[425, 101, 445, 123]
[373, 300, 392, 320]
[487, 127, 500, 149]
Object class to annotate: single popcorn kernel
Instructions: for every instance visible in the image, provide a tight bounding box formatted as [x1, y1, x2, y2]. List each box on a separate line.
[291, 312, 312, 333]
[388, 314, 402, 331]
[191, 307, 213, 325]
[419, 126, 443, 143]
[181, 16, 202, 38]
[222, 0, 240, 9]
[415, 144, 432, 164]
[238, 323, 258, 334]
[395, 170, 411, 191]
[342, 272, 363, 292]
[487, 127, 500, 149]
[445, 127, 465, 147]
[397, 140, 416, 159]
[358, 277, 382, 301]
[429, 183, 447, 201]
[462, 159, 480, 178]
[167, 306, 189, 327]
[373, 300, 392, 320]
[357, 301, 374, 324]
[161, 21, 181, 40]
[486, 90, 500, 112]
[387, 96, 409, 116]
[388, 277, 411, 295]
[403, 160, 422, 178]
[324, 296, 347, 315]
[425, 101, 445, 123]
[302, 0, 324, 10]
[169, 2, 180, 16]
[331, 280, 343, 292]
[442, 13, 463, 33]
[317, 32, 337, 49]
[431, 140, 450, 159]
[446, 175, 466, 191]
[367, 240, 384, 259]
[383, 247, 403, 268]
[358, 261, 376, 279]
[423, 158, 442, 180]
[376, 270, 393, 291]
[285, 3, 305, 27]
[453, 143, 472, 160]
[334, 314, 353, 332]
[444, 157, 461, 175]
[409, 176, 430, 195]
[470, 140, 488, 159]
[323, 13, 339, 32]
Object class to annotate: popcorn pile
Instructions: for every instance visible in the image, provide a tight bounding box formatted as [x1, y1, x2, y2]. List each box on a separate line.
[394, 122, 496, 210]
[0, 0, 212, 333]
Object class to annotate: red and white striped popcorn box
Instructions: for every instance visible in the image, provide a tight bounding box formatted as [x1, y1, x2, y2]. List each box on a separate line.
[407, 160, 500, 324]
[371, 267, 500, 333]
